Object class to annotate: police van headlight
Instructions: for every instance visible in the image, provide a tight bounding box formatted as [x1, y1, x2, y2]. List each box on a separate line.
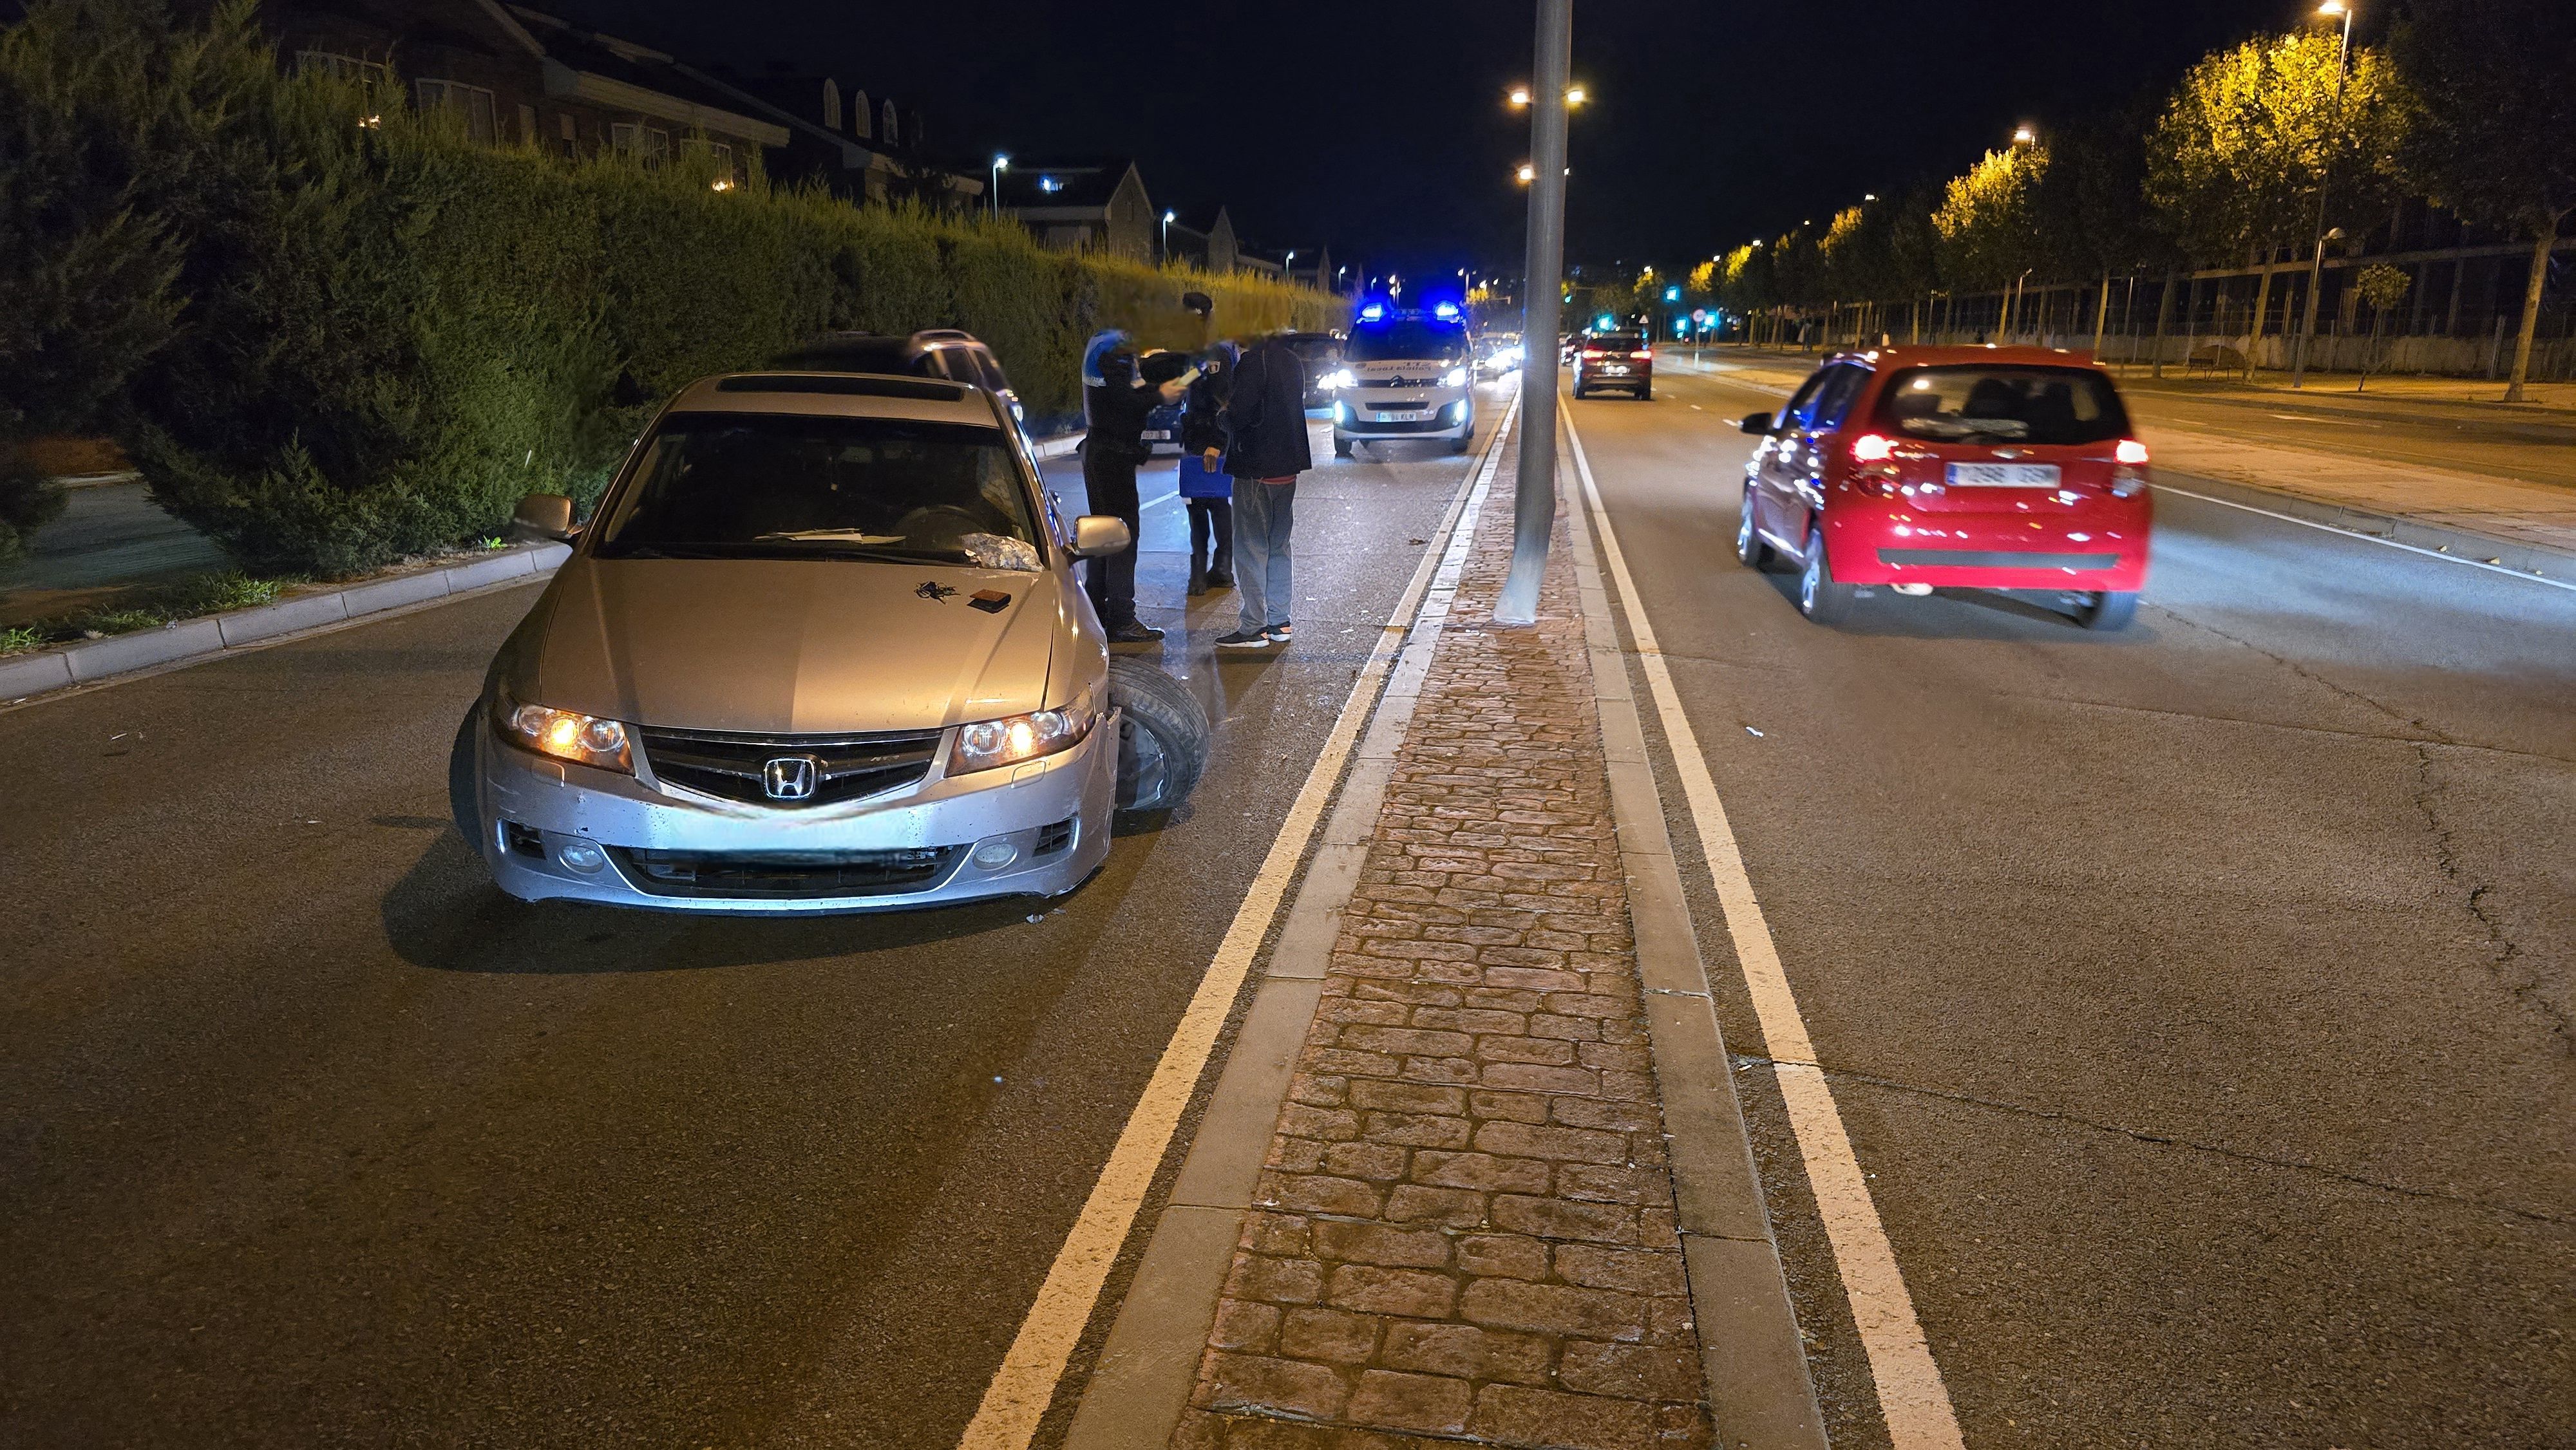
[1441, 366, 1468, 389]
[1320, 368, 1356, 391]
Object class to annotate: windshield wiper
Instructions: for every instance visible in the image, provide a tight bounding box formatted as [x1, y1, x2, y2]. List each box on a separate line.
[755, 529, 909, 544]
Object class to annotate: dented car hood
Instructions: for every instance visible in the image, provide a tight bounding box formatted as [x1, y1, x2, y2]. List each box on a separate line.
[515, 555, 1064, 735]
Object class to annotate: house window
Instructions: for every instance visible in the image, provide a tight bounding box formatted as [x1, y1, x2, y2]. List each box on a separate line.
[822, 78, 841, 131]
[298, 51, 391, 86]
[611, 122, 671, 167]
[415, 78, 497, 144]
[881, 99, 898, 146]
[849, 89, 871, 138]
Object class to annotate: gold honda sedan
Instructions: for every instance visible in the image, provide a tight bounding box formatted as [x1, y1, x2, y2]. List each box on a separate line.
[449, 369, 1207, 912]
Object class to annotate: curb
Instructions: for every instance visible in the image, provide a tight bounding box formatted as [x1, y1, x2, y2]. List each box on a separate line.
[1562, 428, 1830, 1450]
[0, 431, 1088, 709]
[1057, 407, 1510, 1449]
[0, 541, 570, 706]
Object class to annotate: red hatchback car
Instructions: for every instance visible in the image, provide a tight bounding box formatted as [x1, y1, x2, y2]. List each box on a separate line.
[1736, 346, 2152, 628]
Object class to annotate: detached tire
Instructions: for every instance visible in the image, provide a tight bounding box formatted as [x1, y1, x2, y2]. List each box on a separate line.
[1108, 655, 1209, 813]
[2078, 590, 2139, 630]
[448, 704, 484, 847]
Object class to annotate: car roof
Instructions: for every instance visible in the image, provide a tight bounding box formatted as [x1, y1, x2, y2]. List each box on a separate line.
[668, 372, 1007, 429]
[1823, 344, 2108, 371]
[766, 330, 992, 375]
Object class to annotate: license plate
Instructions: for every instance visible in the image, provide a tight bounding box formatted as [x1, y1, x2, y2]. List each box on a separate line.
[1380, 410, 1431, 422]
[1599, 365, 1629, 375]
[1946, 462, 2061, 487]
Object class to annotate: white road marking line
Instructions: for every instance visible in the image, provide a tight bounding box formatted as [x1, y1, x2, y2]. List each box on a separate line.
[957, 396, 1520, 1450]
[2154, 482, 2573, 592]
[1563, 413, 1967, 1450]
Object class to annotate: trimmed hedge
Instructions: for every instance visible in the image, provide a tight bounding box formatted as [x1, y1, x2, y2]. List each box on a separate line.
[0, 0, 1340, 576]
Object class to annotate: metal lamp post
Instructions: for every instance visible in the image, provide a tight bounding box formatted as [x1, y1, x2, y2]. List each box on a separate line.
[1495, 0, 1573, 626]
[2291, 0, 2356, 388]
[989, 154, 1007, 221]
[1161, 210, 1174, 263]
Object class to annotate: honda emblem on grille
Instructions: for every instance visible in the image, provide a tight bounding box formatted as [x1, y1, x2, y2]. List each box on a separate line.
[762, 755, 822, 800]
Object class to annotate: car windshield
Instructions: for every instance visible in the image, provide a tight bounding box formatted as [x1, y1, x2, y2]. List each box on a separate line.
[1347, 321, 1468, 363]
[1873, 366, 2130, 446]
[1587, 335, 1645, 350]
[594, 412, 1041, 567]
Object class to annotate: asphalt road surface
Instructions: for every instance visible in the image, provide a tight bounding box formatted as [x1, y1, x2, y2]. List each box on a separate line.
[0, 409, 1497, 1448]
[1569, 364, 2573, 1448]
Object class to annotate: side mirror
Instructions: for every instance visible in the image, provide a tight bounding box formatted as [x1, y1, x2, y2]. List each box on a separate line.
[1180, 290, 1214, 318]
[1739, 411, 1776, 437]
[1069, 515, 1133, 559]
[510, 493, 576, 542]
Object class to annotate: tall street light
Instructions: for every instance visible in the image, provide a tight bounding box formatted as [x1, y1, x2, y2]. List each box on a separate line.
[2292, 0, 2357, 388]
[989, 154, 1007, 221]
[1161, 209, 1176, 263]
[1495, 0, 1571, 626]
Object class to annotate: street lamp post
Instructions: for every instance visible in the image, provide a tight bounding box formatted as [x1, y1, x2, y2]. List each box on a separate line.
[1161, 209, 1175, 264]
[2292, 0, 2356, 388]
[989, 154, 1007, 221]
[1495, 0, 1571, 626]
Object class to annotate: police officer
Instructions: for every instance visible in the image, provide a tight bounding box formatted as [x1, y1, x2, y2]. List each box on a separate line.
[1079, 330, 1187, 643]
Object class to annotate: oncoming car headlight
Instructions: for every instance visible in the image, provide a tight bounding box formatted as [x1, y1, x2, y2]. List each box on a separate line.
[494, 690, 632, 773]
[1441, 366, 1469, 389]
[1319, 368, 1356, 391]
[952, 691, 1098, 776]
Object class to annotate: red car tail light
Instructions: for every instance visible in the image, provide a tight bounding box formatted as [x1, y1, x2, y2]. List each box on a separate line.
[2111, 437, 2150, 496]
[1846, 433, 1902, 494]
[1631, 349, 1653, 359]
[1581, 348, 1604, 359]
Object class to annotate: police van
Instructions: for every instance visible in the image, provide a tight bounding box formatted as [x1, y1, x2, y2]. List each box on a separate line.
[1321, 301, 1476, 457]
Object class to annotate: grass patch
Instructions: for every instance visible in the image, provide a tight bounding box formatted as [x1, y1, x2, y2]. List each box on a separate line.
[0, 570, 302, 656]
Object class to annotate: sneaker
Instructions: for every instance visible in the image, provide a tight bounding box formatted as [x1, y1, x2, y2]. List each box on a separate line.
[1215, 629, 1274, 649]
[1105, 621, 1165, 644]
[1264, 621, 1293, 641]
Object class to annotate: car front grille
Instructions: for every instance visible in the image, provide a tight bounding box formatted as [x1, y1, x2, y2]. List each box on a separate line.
[637, 726, 943, 807]
[1349, 416, 1456, 434]
[610, 845, 964, 898]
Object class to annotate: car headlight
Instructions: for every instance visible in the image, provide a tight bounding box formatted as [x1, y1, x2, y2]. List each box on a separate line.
[1320, 368, 1355, 391]
[952, 690, 1098, 776]
[1441, 366, 1468, 389]
[493, 690, 632, 773]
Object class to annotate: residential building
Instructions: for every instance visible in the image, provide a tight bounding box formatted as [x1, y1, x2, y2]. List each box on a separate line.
[688, 64, 981, 209]
[260, 0, 787, 184]
[996, 160, 1155, 261]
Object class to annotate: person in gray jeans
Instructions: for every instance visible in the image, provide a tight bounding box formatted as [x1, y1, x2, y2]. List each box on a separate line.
[1213, 332, 1312, 648]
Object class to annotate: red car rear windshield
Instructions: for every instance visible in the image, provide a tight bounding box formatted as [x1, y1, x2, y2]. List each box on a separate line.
[1872, 366, 2130, 446]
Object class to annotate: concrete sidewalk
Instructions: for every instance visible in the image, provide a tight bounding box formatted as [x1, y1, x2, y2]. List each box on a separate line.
[1667, 346, 2576, 572]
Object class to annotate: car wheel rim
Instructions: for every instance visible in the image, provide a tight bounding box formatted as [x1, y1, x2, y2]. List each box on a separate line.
[1801, 554, 1819, 611]
[1737, 504, 1754, 556]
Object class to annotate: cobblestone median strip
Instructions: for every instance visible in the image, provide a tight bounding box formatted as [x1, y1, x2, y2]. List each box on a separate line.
[1167, 433, 1727, 1449]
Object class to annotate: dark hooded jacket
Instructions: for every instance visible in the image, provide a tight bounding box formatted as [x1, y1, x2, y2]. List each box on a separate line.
[1220, 335, 1313, 480]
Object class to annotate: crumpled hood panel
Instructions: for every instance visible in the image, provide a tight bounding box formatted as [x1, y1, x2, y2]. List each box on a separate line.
[527, 557, 1057, 734]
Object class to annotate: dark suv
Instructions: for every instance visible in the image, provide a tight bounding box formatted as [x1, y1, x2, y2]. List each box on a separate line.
[1572, 332, 1653, 400]
[771, 330, 1025, 428]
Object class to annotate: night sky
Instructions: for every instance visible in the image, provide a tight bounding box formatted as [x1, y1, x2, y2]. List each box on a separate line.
[559, 1, 2312, 281]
